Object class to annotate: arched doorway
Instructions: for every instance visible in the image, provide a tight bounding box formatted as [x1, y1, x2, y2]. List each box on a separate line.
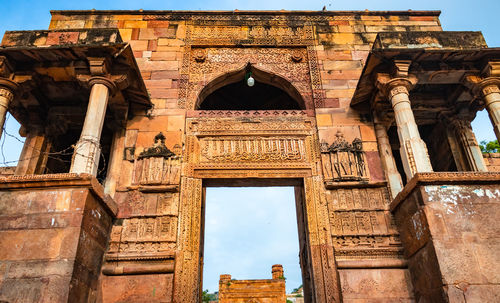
[174, 65, 340, 303]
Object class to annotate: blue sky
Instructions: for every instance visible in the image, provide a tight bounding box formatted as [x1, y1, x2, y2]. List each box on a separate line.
[0, 0, 498, 294]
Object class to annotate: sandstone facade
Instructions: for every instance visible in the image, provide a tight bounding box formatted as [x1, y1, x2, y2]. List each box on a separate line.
[0, 9, 498, 303]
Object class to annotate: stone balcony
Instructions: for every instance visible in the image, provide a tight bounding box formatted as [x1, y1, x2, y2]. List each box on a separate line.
[0, 173, 117, 302]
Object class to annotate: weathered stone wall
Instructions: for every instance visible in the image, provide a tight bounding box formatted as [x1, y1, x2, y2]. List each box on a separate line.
[391, 173, 500, 302]
[484, 153, 500, 171]
[46, 10, 444, 302]
[0, 174, 116, 303]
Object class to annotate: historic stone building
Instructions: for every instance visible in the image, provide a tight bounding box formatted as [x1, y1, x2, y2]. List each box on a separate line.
[218, 264, 287, 303]
[0, 8, 499, 303]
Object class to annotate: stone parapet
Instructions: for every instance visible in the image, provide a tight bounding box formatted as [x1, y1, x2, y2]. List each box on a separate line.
[390, 172, 500, 302]
[483, 152, 500, 172]
[0, 173, 117, 302]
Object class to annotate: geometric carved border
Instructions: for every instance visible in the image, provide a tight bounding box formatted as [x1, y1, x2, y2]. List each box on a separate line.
[178, 21, 324, 109]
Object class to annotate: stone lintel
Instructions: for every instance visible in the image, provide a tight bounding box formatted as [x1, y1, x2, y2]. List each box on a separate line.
[0, 173, 118, 216]
[390, 172, 500, 211]
[373, 31, 487, 51]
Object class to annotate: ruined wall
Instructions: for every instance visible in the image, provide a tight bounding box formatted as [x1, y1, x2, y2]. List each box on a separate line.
[0, 174, 115, 303]
[47, 10, 443, 302]
[484, 153, 500, 171]
[391, 173, 500, 302]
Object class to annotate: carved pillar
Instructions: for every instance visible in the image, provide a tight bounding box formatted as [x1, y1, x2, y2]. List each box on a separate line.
[475, 79, 500, 142]
[373, 117, 403, 198]
[173, 177, 203, 303]
[449, 117, 487, 172]
[466, 62, 500, 143]
[378, 74, 433, 180]
[70, 77, 115, 175]
[303, 176, 342, 303]
[0, 79, 17, 140]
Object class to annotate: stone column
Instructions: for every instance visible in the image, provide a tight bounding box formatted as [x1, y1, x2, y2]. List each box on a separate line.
[384, 79, 433, 180]
[449, 118, 487, 172]
[477, 79, 500, 142]
[373, 116, 403, 198]
[0, 79, 17, 140]
[70, 77, 115, 176]
[15, 128, 50, 175]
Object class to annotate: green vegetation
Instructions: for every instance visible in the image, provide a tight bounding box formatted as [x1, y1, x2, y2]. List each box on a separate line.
[202, 290, 217, 303]
[480, 140, 500, 153]
[292, 284, 302, 292]
[287, 300, 293, 303]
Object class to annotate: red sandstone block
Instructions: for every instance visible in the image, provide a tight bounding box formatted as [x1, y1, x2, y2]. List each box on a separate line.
[151, 51, 177, 61]
[324, 50, 352, 60]
[151, 70, 180, 80]
[46, 32, 79, 45]
[100, 274, 173, 302]
[323, 98, 340, 108]
[144, 79, 173, 88]
[148, 20, 170, 28]
[148, 39, 158, 51]
[140, 71, 151, 80]
[148, 88, 179, 99]
[138, 60, 179, 71]
[326, 89, 355, 98]
[329, 20, 349, 25]
[322, 70, 362, 80]
[129, 40, 148, 51]
[131, 28, 140, 40]
[409, 16, 437, 21]
[351, 50, 369, 62]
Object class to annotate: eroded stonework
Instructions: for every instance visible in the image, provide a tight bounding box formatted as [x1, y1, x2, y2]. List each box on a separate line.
[0, 8, 499, 303]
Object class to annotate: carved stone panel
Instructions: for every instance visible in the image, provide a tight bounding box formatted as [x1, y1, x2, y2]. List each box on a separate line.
[321, 131, 369, 182]
[107, 216, 178, 256]
[185, 117, 320, 175]
[181, 47, 314, 109]
[200, 136, 306, 162]
[131, 133, 181, 185]
[326, 187, 403, 260]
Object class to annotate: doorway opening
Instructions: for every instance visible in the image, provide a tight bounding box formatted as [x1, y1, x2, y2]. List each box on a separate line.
[201, 180, 307, 301]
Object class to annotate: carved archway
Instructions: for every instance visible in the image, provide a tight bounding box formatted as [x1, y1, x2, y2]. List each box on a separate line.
[183, 47, 314, 110]
[196, 64, 306, 110]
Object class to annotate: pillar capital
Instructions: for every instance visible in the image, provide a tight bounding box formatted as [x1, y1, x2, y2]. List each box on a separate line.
[0, 78, 19, 98]
[77, 74, 129, 97]
[465, 75, 500, 99]
[376, 74, 418, 101]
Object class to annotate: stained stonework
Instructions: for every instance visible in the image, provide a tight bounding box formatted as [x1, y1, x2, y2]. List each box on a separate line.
[0, 8, 499, 303]
[218, 265, 287, 303]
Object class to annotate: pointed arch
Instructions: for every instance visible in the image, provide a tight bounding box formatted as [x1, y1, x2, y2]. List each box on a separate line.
[196, 64, 306, 110]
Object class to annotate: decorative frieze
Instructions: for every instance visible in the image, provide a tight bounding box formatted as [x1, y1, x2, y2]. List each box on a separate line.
[326, 186, 403, 259]
[200, 136, 306, 162]
[107, 216, 177, 255]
